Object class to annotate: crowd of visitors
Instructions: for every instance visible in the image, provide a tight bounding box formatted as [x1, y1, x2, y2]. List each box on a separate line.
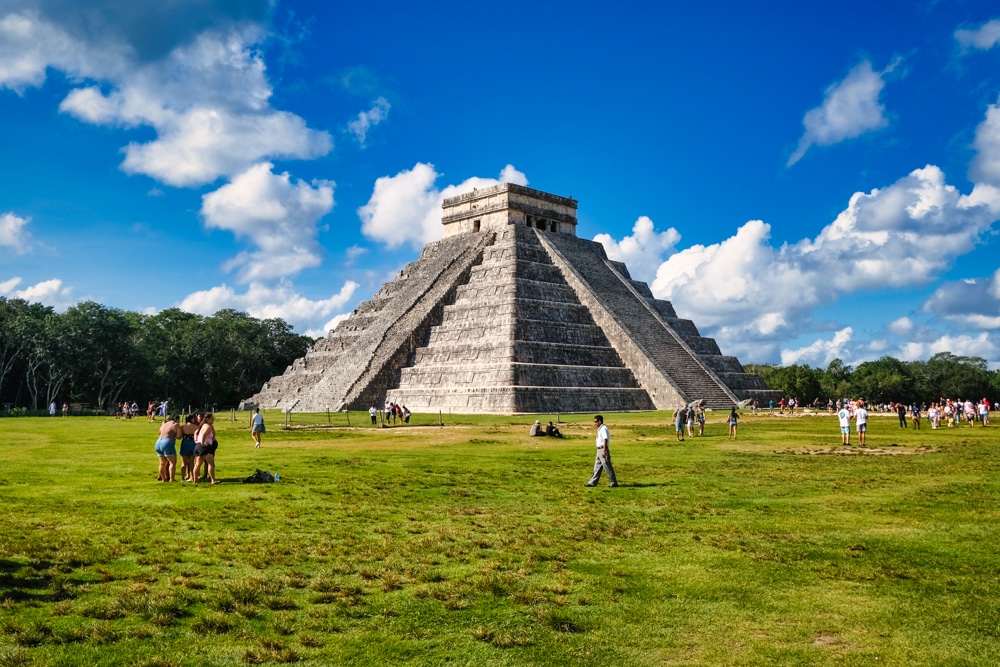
[831, 395, 991, 446]
[827, 397, 992, 429]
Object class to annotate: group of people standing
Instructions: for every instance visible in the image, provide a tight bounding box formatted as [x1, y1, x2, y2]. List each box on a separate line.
[673, 403, 708, 441]
[154, 412, 219, 484]
[370, 401, 410, 425]
[837, 400, 869, 446]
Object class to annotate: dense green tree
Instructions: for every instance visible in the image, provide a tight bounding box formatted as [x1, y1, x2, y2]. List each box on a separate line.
[747, 363, 822, 404]
[0, 298, 42, 400]
[0, 300, 311, 411]
[849, 357, 914, 403]
[140, 308, 204, 407]
[21, 311, 79, 410]
[61, 301, 143, 410]
[924, 353, 991, 401]
[821, 358, 853, 400]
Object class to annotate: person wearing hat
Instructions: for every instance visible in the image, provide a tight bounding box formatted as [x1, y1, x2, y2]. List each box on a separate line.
[529, 420, 545, 436]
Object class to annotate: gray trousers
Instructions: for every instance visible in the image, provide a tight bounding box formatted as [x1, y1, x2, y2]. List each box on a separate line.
[587, 449, 617, 486]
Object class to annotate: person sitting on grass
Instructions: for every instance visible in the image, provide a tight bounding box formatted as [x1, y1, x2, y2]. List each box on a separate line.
[545, 421, 562, 438]
[529, 420, 546, 436]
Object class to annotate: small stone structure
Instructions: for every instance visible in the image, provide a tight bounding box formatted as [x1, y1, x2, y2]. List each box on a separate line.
[249, 184, 777, 413]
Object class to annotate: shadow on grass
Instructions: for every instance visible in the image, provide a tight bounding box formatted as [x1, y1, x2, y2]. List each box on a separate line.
[0, 558, 87, 602]
[586, 483, 668, 489]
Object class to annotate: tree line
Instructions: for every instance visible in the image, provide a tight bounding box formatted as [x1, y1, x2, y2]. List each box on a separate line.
[0, 298, 314, 413]
[745, 353, 1000, 406]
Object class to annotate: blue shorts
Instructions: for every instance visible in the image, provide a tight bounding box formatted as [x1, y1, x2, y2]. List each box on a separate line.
[180, 435, 195, 457]
[840, 426, 850, 435]
[155, 437, 177, 457]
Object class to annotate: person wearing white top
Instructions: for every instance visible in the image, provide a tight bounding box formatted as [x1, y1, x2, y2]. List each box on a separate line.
[838, 406, 851, 446]
[586, 415, 618, 487]
[855, 403, 869, 446]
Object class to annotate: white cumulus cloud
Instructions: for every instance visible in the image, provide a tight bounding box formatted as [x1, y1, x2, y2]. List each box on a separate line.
[178, 280, 359, 337]
[1, 277, 75, 310]
[887, 317, 914, 336]
[898, 333, 999, 366]
[780, 327, 854, 367]
[922, 269, 1000, 329]
[359, 163, 529, 249]
[651, 165, 999, 359]
[201, 162, 335, 282]
[0, 276, 21, 293]
[0, 9, 331, 187]
[969, 99, 1000, 189]
[347, 97, 390, 148]
[788, 59, 897, 166]
[594, 216, 680, 283]
[0, 212, 31, 253]
[955, 19, 1000, 51]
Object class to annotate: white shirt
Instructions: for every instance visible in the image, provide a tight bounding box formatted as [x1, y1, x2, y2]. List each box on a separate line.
[595, 423, 609, 449]
[855, 407, 868, 425]
[838, 409, 850, 428]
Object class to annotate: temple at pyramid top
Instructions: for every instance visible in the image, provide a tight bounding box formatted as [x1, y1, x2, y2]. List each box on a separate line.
[442, 183, 578, 237]
[248, 185, 778, 414]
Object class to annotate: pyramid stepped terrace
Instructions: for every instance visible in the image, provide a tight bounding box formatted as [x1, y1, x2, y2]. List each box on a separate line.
[249, 184, 777, 413]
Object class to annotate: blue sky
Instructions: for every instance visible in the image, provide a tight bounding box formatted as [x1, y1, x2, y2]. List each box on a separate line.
[2, 0, 1000, 368]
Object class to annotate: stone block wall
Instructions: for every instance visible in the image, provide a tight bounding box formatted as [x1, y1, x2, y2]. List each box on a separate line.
[391, 224, 653, 413]
[249, 185, 777, 414]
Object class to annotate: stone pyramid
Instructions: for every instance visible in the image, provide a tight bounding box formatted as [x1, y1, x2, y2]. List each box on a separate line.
[249, 184, 776, 413]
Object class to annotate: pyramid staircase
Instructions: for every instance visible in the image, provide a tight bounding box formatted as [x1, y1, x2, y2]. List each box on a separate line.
[249, 183, 778, 414]
[249, 232, 493, 412]
[391, 225, 653, 412]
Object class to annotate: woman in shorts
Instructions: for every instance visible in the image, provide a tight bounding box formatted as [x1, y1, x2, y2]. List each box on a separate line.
[155, 415, 181, 482]
[193, 413, 220, 484]
[250, 408, 265, 448]
[728, 407, 739, 440]
[179, 414, 199, 481]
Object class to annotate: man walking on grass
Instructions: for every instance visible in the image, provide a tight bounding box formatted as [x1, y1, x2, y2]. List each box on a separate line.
[586, 415, 618, 488]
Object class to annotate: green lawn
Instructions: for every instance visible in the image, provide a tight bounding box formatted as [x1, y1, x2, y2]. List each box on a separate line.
[1, 410, 998, 666]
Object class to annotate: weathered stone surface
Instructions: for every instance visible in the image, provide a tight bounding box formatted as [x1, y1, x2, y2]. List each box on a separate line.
[249, 183, 778, 413]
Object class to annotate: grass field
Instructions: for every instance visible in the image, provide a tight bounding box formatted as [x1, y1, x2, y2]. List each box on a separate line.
[0, 409, 998, 666]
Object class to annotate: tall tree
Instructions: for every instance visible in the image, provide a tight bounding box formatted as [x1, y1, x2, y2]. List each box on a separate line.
[62, 302, 142, 410]
[821, 358, 853, 400]
[851, 357, 914, 403]
[0, 298, 39, 400]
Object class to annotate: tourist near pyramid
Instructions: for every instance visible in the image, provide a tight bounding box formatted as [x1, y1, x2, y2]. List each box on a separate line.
[249, 184, 776, 414]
